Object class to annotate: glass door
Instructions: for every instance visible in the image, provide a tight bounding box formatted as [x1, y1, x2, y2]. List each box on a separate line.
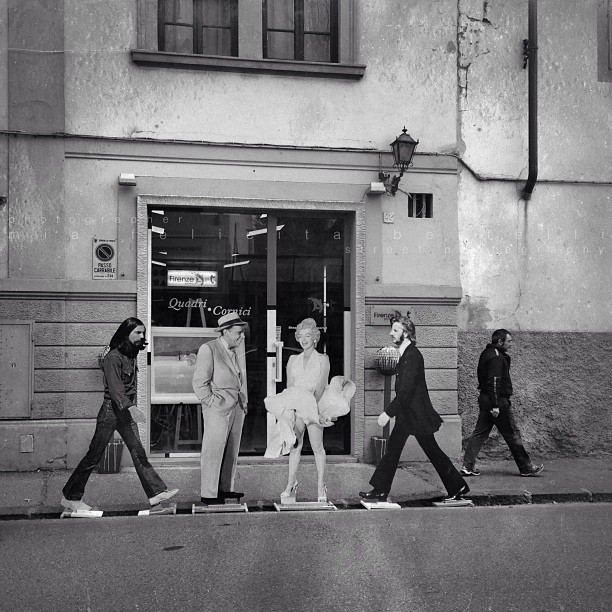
[147, 207, 350, 456]
[272, 213, 350, 454]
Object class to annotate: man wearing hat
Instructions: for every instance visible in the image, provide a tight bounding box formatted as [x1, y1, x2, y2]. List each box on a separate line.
[192, 313, 249, 504]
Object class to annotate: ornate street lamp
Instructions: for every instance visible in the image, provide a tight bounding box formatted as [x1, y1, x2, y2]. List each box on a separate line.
[379, 127, 419, 196]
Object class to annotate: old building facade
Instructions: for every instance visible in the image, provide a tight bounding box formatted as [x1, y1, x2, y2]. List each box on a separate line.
[0, 0, 610, 471]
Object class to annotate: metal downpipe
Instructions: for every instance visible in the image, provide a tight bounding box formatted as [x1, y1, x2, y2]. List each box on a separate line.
[522, 0, 538, 201]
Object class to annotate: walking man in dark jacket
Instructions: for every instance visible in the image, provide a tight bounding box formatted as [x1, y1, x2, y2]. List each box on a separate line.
[360, 314, 468, 502]
[461, 329, 543, 477]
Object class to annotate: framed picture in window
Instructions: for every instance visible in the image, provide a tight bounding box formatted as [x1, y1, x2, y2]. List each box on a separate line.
[150, 327, 219, 404]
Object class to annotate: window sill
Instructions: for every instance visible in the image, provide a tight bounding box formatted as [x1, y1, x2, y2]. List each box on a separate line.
[131, 50, 366, 80]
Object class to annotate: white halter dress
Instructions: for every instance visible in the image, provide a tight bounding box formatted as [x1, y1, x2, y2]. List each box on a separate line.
[264, 352, 322, 457]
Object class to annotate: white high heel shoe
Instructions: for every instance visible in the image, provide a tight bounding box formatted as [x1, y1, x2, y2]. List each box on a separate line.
[317, 484, 328, 503]
[280, 481, 298, 504]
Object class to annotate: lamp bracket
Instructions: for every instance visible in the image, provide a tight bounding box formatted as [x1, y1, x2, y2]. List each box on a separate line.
[378, 169, 405, 197]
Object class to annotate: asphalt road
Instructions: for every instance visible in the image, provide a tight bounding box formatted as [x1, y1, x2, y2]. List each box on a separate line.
[2, 503, 611, 612]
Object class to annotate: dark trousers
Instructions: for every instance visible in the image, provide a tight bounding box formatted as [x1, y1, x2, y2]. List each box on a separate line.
[370, 420, 466, 497]
[62, 400, 167, 501]
[463, 393, 531, 473]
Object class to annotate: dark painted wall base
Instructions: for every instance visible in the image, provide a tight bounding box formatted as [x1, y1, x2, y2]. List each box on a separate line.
[458, 332, 612, 459]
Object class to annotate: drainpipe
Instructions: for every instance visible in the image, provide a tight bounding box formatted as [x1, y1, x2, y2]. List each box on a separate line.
[521, 0, 538, 200]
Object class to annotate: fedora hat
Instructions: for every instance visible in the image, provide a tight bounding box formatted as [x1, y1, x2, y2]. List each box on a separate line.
[215, 312, 248, 332]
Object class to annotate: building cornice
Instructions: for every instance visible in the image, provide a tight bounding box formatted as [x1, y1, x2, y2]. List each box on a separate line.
[0, 280, 137, 300]
[365, 284, 463, 306]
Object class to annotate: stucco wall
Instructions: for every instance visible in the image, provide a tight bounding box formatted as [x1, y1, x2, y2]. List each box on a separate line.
[3, 0, 463, 287]
[458, 331, 612, 458]
[456, 0, 612, 456]
[0, 294, 135, 418]
[2, 0, 612, 465]
[378, 169, 460, 289]
[4, 140, 459, 286]
[457, 175, 612, 332]
[63, 0, 458, 151]
[0, 291, 135, 470]
[457, 0, 612, 333]
[459, 0, 611, 181]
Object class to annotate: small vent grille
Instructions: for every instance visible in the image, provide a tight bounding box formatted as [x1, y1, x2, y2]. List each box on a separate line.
[408, 193, 433, 218]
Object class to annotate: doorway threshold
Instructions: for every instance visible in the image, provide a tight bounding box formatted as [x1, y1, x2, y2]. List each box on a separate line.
[147, 455, 358, 468]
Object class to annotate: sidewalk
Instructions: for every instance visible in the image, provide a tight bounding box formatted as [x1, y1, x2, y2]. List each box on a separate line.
[1, 457, 611, 519]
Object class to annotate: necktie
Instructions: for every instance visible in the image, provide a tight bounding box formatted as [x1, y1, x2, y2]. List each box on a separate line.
[231, 349, 246, 411]
[230, 349, 241, 380]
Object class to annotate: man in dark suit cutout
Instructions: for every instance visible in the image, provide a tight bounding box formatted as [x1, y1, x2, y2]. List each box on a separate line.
[360, 314, 468, 502]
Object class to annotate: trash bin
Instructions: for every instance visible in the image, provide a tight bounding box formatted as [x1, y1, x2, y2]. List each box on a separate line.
[371, 436, 387, 465]
[98, 439, 124, 473]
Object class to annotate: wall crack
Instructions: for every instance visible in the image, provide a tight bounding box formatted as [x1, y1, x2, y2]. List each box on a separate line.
[457, 0, 496, 111]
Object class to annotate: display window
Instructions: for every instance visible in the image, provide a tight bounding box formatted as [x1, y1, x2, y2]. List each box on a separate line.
[148, 207, 352, 456]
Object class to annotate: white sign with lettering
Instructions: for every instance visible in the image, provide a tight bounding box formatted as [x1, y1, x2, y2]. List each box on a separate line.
[167, 270, 218, 288]
[370, 306, 406, 325]
[92, 238, 117, 280]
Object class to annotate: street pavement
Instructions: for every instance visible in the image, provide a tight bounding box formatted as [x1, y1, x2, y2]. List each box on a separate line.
[2, 504, 612, 611]
[0, 456, 611, 518]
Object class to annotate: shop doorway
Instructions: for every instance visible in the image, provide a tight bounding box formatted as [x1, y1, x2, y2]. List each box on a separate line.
[147, 207, 352, 457]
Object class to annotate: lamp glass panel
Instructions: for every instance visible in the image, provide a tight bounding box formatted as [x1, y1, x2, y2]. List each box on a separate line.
[398, 141, 416, 164]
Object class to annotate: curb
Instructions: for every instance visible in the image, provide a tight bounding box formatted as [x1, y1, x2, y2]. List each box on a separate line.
[469, 490, 612, 507]
[2, 492, 612, 521]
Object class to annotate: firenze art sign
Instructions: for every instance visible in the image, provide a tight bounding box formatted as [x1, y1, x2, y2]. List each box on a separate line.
[370, 306, 408, 325]
[167, 270, 218, 288]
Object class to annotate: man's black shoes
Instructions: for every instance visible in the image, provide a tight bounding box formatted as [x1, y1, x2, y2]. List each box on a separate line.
[444, 484, 470, 502]
[359, 490, 388, 502]
[200, 492, 244, 505]
[200, 497, 222, 505]
[219, 491, 244, 500]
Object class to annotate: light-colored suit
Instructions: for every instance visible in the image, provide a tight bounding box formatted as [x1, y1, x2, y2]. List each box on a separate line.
[192, 337, 248, 498]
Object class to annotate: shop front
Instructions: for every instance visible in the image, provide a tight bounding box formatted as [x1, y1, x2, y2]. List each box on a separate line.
[0, 138, 462, 472]
[137, 197, 364, 461]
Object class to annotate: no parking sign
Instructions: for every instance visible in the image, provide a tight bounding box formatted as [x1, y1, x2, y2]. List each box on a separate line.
[92, 238, 117, 279]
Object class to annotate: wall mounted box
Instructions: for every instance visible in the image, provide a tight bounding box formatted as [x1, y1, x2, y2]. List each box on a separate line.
[0, 321, 34, 419]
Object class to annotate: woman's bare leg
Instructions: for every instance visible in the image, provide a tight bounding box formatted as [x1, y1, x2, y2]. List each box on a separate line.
[283, 417, 306, 496]
[307, 423, 327, 500]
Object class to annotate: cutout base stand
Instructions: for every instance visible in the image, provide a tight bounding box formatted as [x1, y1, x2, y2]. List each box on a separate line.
[274, 500, 337, 512]
[138, 503, 177, 516]
[432, 498, 474, 508]
[60, 509, 104, 519]
[192, 503, 248, 514]
[360, 500, 401, 510]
